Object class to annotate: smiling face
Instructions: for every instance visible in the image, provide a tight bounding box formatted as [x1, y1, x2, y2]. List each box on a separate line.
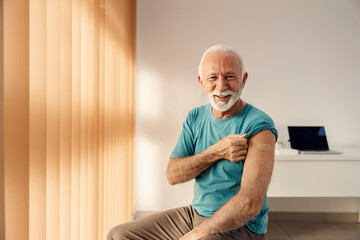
[198, 51, 247, 116]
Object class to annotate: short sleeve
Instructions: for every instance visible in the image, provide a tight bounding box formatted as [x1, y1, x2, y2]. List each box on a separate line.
[170, 113, 196, 158]
[246, 115, 278, 141]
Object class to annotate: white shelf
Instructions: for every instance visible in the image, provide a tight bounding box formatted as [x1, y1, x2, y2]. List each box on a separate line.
[269, 145, 360, 222]
[275, 146, 360, 161]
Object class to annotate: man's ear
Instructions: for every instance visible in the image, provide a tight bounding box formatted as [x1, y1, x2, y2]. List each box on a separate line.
[242, 72, 248, 88]
[198, 75, 204, 88]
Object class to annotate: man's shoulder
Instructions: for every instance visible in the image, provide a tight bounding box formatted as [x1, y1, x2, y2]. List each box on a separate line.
[187, 104, 210, 120]
[244, 103, 274, 123]
[244, 103, 278, 140]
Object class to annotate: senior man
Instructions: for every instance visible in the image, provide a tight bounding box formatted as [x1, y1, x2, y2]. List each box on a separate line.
[108, 45, 277, 240]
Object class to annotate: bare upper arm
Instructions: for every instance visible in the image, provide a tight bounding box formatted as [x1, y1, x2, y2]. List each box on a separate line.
[238, 130, 276, 209]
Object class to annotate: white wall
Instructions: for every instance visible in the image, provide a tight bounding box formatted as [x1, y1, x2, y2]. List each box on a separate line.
[136, 0, 360, 212]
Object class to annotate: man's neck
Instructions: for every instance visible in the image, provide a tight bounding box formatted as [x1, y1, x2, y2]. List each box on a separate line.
[212, 99, 246, 119]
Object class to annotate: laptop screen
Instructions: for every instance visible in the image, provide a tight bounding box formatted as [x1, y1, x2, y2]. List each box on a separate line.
[288, 126, 329, 151]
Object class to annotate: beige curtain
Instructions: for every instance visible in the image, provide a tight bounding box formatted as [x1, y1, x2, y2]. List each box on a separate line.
[0, 0, 136, 239]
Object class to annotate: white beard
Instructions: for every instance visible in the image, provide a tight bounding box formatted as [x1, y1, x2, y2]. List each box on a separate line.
[208, 89, 242, 112]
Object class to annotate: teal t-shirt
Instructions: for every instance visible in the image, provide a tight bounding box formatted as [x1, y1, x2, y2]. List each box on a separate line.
[170, 103, 278, 234]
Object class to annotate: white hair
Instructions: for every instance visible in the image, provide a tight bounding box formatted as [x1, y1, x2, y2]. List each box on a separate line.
[198, 44, 246, 80]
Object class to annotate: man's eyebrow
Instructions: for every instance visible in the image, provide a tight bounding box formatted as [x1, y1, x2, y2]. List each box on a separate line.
[206, 73, 217, 77]
[224, 72, 238, 76]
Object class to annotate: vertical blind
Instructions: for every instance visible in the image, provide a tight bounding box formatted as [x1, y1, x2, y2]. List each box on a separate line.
[0, 0, 136, 240]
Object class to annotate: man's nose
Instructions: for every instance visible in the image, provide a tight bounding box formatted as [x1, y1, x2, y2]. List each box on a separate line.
[216, 77, 228, 92]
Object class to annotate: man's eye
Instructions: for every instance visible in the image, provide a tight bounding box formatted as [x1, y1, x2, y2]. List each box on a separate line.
[208, 76, 217, 81]
[226, 76, 236, 80]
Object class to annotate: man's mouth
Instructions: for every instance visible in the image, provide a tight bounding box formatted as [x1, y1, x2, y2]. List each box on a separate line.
[214, 95, 231, 101]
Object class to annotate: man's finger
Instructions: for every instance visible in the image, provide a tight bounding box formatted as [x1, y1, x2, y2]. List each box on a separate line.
[232, 155, 246, 162]
[232, 139, 248, 146]
[232, 150, 247, 158]
[232, 144, 248, 150]
[227, 133, 247, 138]
[240, 133, 247, 138]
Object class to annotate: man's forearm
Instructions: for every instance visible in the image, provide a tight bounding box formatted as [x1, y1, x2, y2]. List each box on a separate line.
[191, 190, 262, 238]
[166, 145, 220, 185]
[167, 134, 248, 185]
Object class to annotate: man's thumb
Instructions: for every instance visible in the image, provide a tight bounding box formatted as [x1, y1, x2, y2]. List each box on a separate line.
[240, 133, 248, 138]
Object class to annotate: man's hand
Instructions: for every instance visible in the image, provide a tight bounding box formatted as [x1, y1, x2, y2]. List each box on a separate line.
[214, 133, 248, 162]
[179, 229, 205, 240]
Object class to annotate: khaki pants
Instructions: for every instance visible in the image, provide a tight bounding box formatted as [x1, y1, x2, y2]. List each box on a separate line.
[107, 205, 265, 240]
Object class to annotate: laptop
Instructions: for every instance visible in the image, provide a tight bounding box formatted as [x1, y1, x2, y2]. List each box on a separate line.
[288, 126, 342, 154]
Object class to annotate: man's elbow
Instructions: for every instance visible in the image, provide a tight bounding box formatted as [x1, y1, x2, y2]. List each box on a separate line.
[166, 170, 184, 185]
[166, 172, 177, 185]
[243, 196, 263, 217]
[166, 160, 177, 185]
[249, 205, 262, 217]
